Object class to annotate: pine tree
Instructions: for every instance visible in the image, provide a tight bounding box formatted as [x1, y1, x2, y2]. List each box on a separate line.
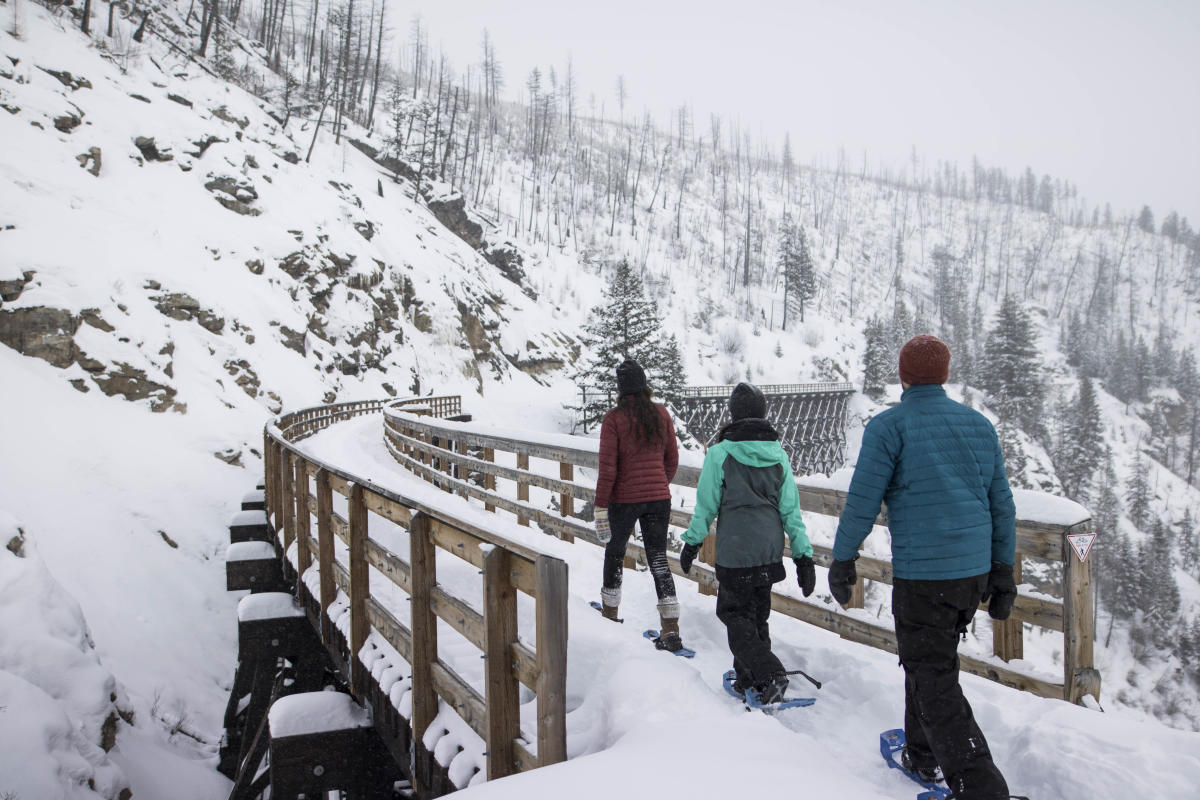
[1125, 451, 1151, 530]
[861, 316, 891, 401]
[981, 294, 1046, 440]
[1140, 520, 1181, 646]
[657, 334, 688, 408]
[795, 225, 817, 322]
[1056, 377, 1105, 502]
[570, 259, 675, 429]
[997, 419, 1028, 488]
[1131, 336, 1153, 402]
[1179, 509, 1198, 578]
[778, 212, 800, 330]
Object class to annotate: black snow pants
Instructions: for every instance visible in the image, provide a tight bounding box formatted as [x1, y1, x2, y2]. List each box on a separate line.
[893, 574, 1009, 800]
[602, 500, 677, 601]
[716, 579, 784, 689]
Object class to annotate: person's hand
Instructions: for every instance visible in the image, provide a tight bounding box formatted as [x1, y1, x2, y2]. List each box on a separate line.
[680, 543, 701, 574]
[594, 508, 611, 544]
[794, 555, 816, 597]
[827, 557, 858, 606]
[981, 561, 1017, 620]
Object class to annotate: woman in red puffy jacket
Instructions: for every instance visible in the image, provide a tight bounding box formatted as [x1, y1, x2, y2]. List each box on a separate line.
[594, 359, 683, 651]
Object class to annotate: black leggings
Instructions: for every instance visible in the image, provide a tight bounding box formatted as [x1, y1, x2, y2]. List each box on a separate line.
[602, 499, 677, 602]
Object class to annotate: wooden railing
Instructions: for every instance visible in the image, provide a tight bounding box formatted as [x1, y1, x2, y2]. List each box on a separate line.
[382, 406, 1100, 705]
[263, 397, 568, 789]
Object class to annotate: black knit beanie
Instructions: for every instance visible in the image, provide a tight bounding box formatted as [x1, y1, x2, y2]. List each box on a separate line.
[616, 360, 648, 395]
[728, 382, 766, 421]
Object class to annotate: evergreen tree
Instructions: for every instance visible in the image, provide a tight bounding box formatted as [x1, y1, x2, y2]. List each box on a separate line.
[1138, 205, 1156, 234]
[657, 333, 688, 408]
[1107, 330, 1132, 403]
[1140, 520, 1181, 646]
[861, 316, 891, 401]
[1153, 327, 1176, 385]
[981, 294, 1046, 440]
[1102, 530, 1139, 622]
[1179, 509, 1198, 578]
[1125, 451, 1151, 530]
[570, 259, 684, 430]
[1056, 377, 1105, 502]
[778, 212, 800, 330]
[997, 419, 1028, 488]
[1132, 336, 1153, 401]
[795, 225, 817, 322]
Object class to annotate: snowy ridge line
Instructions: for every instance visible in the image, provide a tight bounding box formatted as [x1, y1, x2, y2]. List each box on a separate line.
[382, 405, 1101, 705]
[261, 397, 569, 787]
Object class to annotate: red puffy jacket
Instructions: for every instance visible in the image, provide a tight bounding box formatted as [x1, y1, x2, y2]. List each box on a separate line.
[595, 403, 678, 508]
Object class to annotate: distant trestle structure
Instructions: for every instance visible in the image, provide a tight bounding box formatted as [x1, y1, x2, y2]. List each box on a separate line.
[674, 382, 857, 475]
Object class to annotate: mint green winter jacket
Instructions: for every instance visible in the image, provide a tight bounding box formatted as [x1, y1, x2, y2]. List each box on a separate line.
[682, 437, 812, 568]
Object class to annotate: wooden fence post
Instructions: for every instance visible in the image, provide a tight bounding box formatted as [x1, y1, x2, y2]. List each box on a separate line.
[993, 556, 1023, 661]
[696, 524, 717, 596]
[409, 512, 439, 790]
[516, 453, 530, 526]
[847, 576, 866, 609]
[559, 461, 575, 543]
[534, 555, 568, 768]
[294, 459, 311, 596]
[264, 434, 275, 528]
[348, 483, 369, 696]
[484, 448, 497, 513]
[456, 441, 469, 499]
[281, 451, 296, 557]
[316, 469, 336, 645]
[1063, 521, 1101, 704]
[482, 547, 519, 779]
[274, 441, 287, 540]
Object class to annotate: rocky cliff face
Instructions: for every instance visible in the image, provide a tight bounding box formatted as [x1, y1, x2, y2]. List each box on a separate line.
[0, 12, 577, 424]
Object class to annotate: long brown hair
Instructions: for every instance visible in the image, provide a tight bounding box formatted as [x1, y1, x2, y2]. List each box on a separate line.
[619, 388, 664, 446]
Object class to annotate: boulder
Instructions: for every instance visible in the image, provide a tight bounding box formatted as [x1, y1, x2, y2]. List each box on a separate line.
[133, 136, 173, 162]
[211, 105, 249, 129]
[0, 270, 35, 303]
[427, 193, 483, 250]
[0, 306, 80, 368]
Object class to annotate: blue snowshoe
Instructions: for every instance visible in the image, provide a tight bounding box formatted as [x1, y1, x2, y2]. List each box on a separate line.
[722, 670, 815, 711]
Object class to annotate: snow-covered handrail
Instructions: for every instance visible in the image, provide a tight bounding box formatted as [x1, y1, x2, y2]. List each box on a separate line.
[381, 406, 1100, 706]
[262, 396, 568, 787]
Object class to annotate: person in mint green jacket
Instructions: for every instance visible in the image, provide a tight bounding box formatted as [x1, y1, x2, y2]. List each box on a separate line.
[679, 382, 816, 704]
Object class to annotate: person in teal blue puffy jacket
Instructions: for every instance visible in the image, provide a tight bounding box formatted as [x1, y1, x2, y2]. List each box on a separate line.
[828, 335, 1017, 800]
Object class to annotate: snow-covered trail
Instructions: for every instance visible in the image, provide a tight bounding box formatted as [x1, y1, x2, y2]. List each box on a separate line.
[299, 413, 1200, 799]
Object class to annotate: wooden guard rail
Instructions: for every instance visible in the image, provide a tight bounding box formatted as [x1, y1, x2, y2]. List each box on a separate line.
[382, 405, 1101, 705]
[263, 396, 568, 789]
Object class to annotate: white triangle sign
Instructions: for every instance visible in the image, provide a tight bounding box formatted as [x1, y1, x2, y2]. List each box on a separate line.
[1067, 532, 1097, 563]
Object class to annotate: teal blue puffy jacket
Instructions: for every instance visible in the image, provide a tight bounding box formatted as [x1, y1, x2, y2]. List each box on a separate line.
[832, 384, 1016, 580]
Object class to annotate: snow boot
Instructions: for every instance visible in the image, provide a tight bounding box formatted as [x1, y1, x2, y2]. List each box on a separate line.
[655, 597, 683, 652]
[757, 672, 789, 705]
[600, 586, 621, 622]
[901, 746, 943, 784]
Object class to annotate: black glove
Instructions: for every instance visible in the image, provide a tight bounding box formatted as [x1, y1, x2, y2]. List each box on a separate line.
[680, 543, 700, 575]
[794, 555, 816, 597]
[981, 561, 1017, 620]
[827, 557, 858, 607]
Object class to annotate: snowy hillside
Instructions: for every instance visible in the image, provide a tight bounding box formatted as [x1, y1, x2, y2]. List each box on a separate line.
[2, 0, 1200, 796]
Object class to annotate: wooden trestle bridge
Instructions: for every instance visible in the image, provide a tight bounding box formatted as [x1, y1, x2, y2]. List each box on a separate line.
[219, 394, 1100, 798]
[673, 382, 856, 475]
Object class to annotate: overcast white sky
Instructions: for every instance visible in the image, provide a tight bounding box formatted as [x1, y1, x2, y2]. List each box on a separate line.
[393, 0, 1198, 223]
